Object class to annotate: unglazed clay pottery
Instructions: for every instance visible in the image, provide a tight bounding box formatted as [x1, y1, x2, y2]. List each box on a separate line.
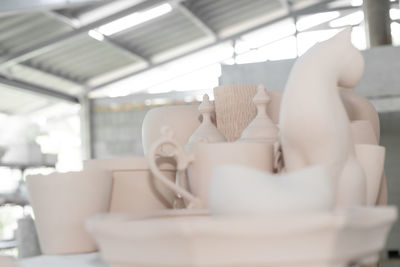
[351, 120, 387, 205]
[85, 157, 177, 213]
[340, 89, 380, 141]
[16, 215, 41, 259]
[84, 156, 175, 171]
[210, 164, 333, 216]
[26, 170, 112, 254]
[279, 28, 366, 207]
[238, 85, 278, 143]
[186, 94, 226, 145]
[87, 207, 396, 267]
[351, 120, 378, 145]
[0, 256, 17, 267]
[148, 127, 274, 208]
[142, 105, 201, 154]
[214, 85, 281, 141]
[377, 175, 388, 205]
[355, 145, 385, 205]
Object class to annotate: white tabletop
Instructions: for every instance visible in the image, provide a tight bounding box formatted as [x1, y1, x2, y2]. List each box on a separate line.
[18, 253, 107, 267]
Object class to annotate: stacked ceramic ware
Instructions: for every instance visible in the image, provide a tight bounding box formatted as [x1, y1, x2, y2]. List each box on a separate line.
[24, 29, 397, 267]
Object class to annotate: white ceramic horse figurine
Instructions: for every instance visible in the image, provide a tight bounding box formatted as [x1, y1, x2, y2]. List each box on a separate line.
[279, 28, 366, 206]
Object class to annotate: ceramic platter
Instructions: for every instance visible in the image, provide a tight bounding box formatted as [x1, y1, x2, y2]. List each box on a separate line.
[87, 207, 397, 267]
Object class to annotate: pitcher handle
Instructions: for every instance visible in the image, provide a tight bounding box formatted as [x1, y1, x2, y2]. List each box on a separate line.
[147, 126, 202, 209]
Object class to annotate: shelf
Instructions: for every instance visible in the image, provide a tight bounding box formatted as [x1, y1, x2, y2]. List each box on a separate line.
[0, 239, 16, 250]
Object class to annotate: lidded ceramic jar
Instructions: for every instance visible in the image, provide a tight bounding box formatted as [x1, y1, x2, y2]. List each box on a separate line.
[238, 85, 279, 143]
[238, 85, 281, 172]
[186, 94, 226, 146]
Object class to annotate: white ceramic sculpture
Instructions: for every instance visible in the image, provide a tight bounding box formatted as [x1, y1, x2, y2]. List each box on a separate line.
[26, 170, 112, 254]
[210, 164, 334, 216]
[238, 85, 278, 143]
[187, 94, 226, 145]
[279, 28, 367, 207]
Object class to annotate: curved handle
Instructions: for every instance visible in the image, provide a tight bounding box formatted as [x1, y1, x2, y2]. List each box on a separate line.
[147, 126, 202, 209]
[273, 141, 283, 173]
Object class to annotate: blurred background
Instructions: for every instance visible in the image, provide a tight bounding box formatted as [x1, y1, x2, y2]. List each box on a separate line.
[0, 0, 398, 263]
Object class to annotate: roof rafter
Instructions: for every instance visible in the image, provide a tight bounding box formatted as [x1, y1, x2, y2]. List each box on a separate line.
[48, 10, 151, 64]
[0, 75, 79, 103]
[175, 3, 218, 41]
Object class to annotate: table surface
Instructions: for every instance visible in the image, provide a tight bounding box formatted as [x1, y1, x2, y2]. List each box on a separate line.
[18, 253, 107, 267]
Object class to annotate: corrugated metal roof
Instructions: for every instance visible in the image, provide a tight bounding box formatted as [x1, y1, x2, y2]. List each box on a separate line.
[6, 64, 84, 95]
[0, 84, 51, 114]
[113, 9, 208, 59]
[25, 34, 140, 83]
[183, 0, 283, 33]
[0, 13, 72, 54]
[0, 0, 359, 115]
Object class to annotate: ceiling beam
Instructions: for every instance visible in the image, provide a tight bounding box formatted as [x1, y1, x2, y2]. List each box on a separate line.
[0, 76, 79, 103]
[87, 0, 341, 92]
[48, 10, 151, 64]
[19, 61, 85, 84]
[0, 0, 105, 14]
[278, 0, 291, 14]
[0, 0, 161, 71]
[175, 3, 218, 41]
[293, 1, 358, 16]
[298, 8, 362, 33]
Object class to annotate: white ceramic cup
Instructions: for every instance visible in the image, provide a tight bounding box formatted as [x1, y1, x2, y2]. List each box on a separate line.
[148, 127, 274, 208]
[355, 144, 385, 205]
[26, 170, 112, 254]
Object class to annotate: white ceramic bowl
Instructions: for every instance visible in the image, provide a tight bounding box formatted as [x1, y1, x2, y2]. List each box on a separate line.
[87, 207, 397, 267]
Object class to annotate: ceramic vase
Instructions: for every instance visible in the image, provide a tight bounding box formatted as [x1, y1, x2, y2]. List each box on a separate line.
[26, 169, 112, 254]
